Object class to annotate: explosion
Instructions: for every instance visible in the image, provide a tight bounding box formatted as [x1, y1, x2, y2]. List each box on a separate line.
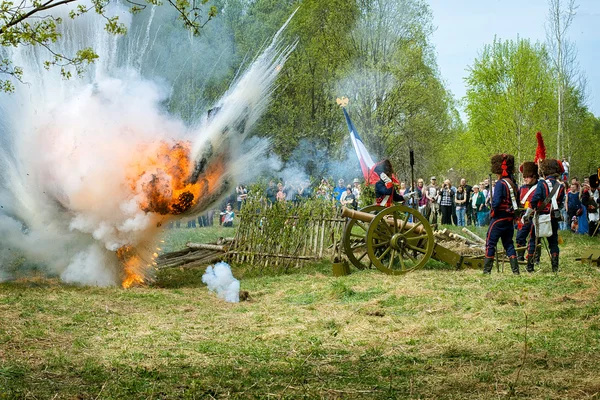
[0, 5, 296, 287]
[128, 140, 213, 216]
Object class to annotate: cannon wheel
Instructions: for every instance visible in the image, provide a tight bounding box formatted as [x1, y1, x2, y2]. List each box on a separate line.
[366, 205, 434, 275]
[343, 205, 385, 270]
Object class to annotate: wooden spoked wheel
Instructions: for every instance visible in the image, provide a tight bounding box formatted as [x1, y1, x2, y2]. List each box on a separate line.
[343, 205, 385, 270]
[366, 205, 434, 275]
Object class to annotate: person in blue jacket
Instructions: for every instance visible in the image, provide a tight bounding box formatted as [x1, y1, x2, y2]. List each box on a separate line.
[526, 158, 565, 271]
[483, 154, 520, 275]
[373, 160, 404, 207]
[516, 161, 539, 272]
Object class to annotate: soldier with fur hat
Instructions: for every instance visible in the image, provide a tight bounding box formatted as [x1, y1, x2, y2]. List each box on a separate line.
[516, 161, 539, 272]
[373, 159, 404, 207]
[525, 132, 566, 272]
[483, 153, 520, 275]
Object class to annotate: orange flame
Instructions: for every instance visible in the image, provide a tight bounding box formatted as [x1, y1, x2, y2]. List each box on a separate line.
[117, 246, 147, 288]
[118, 139, 228, 288]
[126, 141, 202, 215]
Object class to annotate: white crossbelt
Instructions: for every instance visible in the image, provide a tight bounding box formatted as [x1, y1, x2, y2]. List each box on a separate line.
[545, 180, 560, 211]
[503, 179, 518, 210]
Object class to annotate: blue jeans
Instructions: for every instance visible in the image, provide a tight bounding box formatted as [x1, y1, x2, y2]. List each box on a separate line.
[456, 207, 466, 226]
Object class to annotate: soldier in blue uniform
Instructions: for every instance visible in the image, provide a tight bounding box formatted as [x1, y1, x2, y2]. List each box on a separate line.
[516, 161, 539, 272]
[527, 158, 566, 272]
[373, 160, 404, 207]
[483, 154, 520, 275]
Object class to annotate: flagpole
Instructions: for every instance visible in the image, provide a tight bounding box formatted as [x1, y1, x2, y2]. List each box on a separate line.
[410, 149, 416, 209]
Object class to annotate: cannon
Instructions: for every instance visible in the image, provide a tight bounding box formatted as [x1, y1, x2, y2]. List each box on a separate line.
[341, 205, 486, 275]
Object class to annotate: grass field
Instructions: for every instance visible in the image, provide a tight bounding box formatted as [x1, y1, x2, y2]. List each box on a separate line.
[1, 226, 600, 399]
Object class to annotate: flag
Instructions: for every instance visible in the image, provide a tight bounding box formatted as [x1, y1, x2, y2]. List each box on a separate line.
[342, 107, 379, 184]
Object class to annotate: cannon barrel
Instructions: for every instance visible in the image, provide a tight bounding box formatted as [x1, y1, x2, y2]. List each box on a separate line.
[341, 207, 426, 234]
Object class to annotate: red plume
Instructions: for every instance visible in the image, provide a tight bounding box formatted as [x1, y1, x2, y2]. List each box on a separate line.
[534, 131, 546, 163]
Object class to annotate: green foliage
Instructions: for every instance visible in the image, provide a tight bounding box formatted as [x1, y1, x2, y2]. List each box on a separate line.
[0, 0, 217, 91]
[464, 38, 556, 169]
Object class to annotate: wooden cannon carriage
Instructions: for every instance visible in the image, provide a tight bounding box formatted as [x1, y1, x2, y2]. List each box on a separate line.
[341, 205, 486, 275]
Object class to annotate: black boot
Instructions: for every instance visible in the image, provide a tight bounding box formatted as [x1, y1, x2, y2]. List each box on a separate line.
[517, 248, 525, 262]
[551, 254, 559, 272]
[535, 248, 541, 265]
[483, 258, 493, 274]
[510, 257, 520, 275]
[526, 256, 535, 273]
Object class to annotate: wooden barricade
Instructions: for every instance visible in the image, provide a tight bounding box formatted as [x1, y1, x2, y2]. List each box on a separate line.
[227, 201, 345, 271]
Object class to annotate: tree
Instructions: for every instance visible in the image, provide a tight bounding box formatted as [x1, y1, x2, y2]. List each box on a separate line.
[233, 0, 359, 174]
[337, 0, 456, 179]
[0, 0, 217, 91]
[545, 0, 580, 158]
[464, 37, 556, 167]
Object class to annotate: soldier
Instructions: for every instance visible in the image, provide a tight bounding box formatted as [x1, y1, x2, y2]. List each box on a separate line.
[483, 154, 520, 275]
[526, 158, 566, 272]
[516, 161, 539, 272]
[373, 160, 404, 207]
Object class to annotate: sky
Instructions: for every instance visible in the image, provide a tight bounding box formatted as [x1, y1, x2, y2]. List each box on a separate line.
[428, 0, 600, 117]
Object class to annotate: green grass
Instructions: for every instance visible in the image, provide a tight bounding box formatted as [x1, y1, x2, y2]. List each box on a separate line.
[158, 225, 236, 253]
[1, 230, 600, 398]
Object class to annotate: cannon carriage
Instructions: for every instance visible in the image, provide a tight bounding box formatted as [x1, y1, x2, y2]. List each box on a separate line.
[341, 205, 486, 275]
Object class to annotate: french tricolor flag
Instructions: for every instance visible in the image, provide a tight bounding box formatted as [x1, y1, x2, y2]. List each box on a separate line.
[342, 107, 380, 185]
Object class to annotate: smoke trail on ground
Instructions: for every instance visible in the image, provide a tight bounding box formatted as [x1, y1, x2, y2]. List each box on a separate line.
[0, 4, 295, 286]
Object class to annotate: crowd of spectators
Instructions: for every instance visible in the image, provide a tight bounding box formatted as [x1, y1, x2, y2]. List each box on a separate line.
[176, 167, 598, 237]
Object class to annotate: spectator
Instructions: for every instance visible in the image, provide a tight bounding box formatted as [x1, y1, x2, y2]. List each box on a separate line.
[471, 185, 487, 227]
[332, 179, 346, 203]
[399, 182, 407, 196]
[340, 185, 357, 209]
[236, 185, 248, 211]
[425, 176, 440, 224]
[276, 182, 286, 202]
[455, 185, 467, 226]
[318, 177, 332, 198]
[459, 179, 473, 225]
[582, 174, 599, 236]
[561, 156, 570, 182]
[566, 182, 582, 228]
[352, 178, 361, 201]
[220, 204, 235, 227]
[439, 179, 454, 225]
[416, 179, 428, 217]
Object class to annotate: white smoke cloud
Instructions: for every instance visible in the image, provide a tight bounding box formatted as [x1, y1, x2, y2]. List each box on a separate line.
[202, 262, 240, 303]
[0, 5, 296, 286]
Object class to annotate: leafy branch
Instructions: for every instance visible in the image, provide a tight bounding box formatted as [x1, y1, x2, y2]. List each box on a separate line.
[0, 0, 216, 91]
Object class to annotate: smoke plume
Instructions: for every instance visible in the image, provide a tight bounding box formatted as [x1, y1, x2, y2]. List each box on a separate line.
[202, 262, 240, 303]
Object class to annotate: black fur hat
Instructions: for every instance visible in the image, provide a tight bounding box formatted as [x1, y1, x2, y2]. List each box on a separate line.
[539, 159, 564, 177]
[491, 154, 515, 176]
[373, 159, 393, 176]
[590, 174, 599, 190]
[519, 161, 538, 178]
